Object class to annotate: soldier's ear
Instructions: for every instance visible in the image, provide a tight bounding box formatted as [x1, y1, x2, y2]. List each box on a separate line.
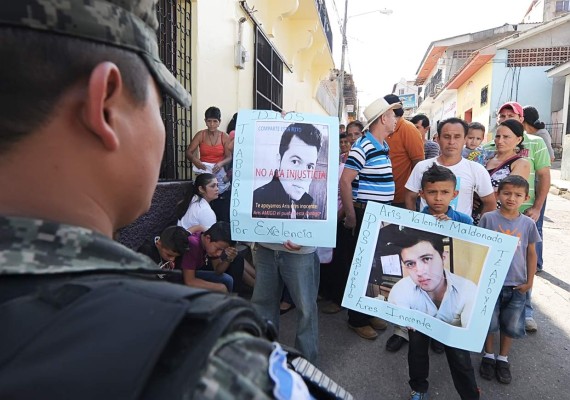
[80, 62, 124, 151]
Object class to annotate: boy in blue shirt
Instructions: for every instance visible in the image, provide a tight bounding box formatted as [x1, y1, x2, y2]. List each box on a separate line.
[419, 164, 473, 224]
[478, 175, 540, 384]
[400, 163, 479, 400]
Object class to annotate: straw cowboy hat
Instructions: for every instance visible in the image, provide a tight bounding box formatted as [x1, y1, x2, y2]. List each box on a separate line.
[362, 98, 402, 130]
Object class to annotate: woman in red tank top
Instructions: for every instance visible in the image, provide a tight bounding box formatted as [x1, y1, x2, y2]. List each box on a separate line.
[185, 106, 232, 174]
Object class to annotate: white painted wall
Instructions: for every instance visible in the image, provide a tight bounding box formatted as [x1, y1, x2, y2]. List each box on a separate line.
[191, 0, 334, 136]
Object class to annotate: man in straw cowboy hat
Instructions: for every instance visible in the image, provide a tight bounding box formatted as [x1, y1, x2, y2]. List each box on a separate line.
[338, 97, 401, 340]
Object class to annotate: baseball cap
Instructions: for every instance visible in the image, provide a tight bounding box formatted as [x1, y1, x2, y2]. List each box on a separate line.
[498, 101, 523, 117]
[0, 0, 191, 109]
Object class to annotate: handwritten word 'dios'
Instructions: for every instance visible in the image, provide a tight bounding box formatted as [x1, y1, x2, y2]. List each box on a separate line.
[358, 212, 377, 245]
[254, 221, 313, 239]
[254, 110, 305, 122]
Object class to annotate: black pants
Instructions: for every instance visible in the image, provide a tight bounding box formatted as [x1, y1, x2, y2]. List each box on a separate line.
[345, 206, 373, 327]
[319, 221, 350, 305]
[408, 330, 479, 399]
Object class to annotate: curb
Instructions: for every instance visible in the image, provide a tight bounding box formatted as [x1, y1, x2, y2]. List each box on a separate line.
[550, 184, 570, 201]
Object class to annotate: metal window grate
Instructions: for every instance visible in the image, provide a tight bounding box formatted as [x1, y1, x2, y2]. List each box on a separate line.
[255, 28, 283, 111]
[507, 47, 570, 67]
[452, 50, 474, 59]
[157, 0, 192, 181]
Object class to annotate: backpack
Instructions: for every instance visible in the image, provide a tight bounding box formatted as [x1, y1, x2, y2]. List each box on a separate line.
[0, 274, 352, 400]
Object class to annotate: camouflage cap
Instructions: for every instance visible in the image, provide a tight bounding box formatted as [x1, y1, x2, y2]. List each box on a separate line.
[0, 0, 191, 109]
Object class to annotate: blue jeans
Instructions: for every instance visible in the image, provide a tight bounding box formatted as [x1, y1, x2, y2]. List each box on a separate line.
[490, 286, 526, 338]
[535, 198, 546, 270]
[525, 198, 546, 319]
[251, 244, 320, 363]
[195, 270, 233, 293]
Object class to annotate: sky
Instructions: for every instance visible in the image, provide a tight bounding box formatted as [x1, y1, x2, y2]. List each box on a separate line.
[335, 0, 532, 107]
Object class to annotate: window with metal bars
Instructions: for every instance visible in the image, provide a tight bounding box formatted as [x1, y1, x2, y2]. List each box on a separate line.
[480, 85, 488, 106]
[156, 0, 192, 181]
[556, 1, 570, 12]
[255, 29, 283, 111]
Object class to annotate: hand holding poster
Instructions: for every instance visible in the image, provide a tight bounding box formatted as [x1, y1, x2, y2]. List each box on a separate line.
[341, 203, 518, 352]
[230, 110, 339, 247]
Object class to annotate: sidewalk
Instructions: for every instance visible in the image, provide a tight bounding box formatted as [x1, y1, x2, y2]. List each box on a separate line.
[550, 160, 570, 199]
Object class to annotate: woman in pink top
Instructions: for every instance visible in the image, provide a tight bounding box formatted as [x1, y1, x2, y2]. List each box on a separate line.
[185, 106, 232, 175]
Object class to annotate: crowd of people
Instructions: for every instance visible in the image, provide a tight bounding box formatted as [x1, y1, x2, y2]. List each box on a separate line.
[137, 98, 552, 400]
[0, 1, 556, 397]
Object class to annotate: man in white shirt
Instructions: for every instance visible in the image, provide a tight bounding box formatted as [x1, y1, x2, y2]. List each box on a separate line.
[405, 117, 496, 215]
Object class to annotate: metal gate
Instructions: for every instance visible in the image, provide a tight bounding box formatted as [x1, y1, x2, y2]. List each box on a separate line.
[157, 0, 192, 180]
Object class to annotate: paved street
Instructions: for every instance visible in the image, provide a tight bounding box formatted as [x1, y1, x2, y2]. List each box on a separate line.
[280, 184, 570, 399]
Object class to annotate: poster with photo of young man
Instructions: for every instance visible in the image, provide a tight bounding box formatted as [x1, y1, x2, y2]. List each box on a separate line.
[341, 202, 519, 351]
[230, 110, 338, 247]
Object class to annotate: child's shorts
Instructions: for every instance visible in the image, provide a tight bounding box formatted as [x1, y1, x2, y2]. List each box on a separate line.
[489, 286, 526, 339]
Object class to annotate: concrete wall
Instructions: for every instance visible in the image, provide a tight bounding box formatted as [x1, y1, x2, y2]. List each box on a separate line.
[456, 62, 494, 138]
[190, 0, 335, 136]
[117, 181, 191, 251]
[489, 49, 554, 130]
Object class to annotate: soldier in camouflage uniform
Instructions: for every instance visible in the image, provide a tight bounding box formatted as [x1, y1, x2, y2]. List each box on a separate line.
[0, 3, 355, 399]
[0, 1, 290, 398]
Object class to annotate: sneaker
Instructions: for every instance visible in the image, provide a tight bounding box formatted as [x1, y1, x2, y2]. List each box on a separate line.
[385, 334, 407, 352]
[369, 317, 388, 330]
[525, 318, 538, 332]
[348, 324, 378, 340]
[409, 390, 429, 400]
[495, 360, 512, 384]
[430, 339, 445, 354]
[321, 302, 342, 314]
[479, 357, 495, 380]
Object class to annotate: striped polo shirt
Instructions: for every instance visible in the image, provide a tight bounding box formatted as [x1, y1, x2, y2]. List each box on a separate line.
[344, 131, 394, 204]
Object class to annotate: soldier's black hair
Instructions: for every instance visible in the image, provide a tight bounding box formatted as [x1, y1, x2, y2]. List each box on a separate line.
[0, 28, 150, 153]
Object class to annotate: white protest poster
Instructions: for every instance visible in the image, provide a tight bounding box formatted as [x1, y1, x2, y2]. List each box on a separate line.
[341, 203, 519, 352]
[230, 110, 339, 247]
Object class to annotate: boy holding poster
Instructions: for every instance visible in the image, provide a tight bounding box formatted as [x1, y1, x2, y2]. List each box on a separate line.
[478, 175, 540, 384]
[388, 164, 480, 400]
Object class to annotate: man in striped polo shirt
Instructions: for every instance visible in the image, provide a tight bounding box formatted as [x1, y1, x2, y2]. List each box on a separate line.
[339, 97, 401, 340]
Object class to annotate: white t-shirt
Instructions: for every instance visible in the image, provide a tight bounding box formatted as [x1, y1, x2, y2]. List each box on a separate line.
[405, 157, 494, 215]
[177, 196, 216, 230]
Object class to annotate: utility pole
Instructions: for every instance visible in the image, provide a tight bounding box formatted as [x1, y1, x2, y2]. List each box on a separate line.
[337, 5, 393, 121]
[337, 0, 349, 120]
